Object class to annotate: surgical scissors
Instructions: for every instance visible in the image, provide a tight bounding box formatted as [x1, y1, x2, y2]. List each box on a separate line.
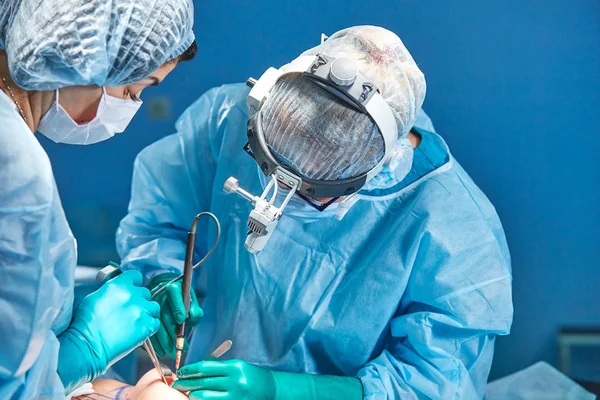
[96, 263, 171, 385]
[143, 341, 170, 385]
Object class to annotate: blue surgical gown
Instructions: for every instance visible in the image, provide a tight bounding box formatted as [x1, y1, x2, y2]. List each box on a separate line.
[117, 83, 513, 399]
[0, 93, 76, 398]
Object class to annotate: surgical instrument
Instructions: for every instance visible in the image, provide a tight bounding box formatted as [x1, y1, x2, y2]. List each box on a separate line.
[209, 340, 233, 359]
[177, 340, 233, 380]
[143, 341, 170, 385]
[96, 212, 221, 378]
[148, 212, 221, 370]
[175, 214, 201, 372]
[96, 262, 169, 385]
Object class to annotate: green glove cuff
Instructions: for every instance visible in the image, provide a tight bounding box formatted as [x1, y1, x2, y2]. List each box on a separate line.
[57, 329, 103, 394]
[271, 371, 363, 400]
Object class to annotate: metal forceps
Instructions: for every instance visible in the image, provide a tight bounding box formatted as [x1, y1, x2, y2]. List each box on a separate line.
[96, 263, 171, 384]
[143, 340, 171, 385]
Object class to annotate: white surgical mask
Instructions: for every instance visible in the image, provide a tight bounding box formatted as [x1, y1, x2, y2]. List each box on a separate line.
[38, 87, 142, 145]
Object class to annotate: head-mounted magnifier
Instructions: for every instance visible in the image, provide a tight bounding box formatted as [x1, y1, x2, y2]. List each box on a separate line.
[223, 35, 400, 253]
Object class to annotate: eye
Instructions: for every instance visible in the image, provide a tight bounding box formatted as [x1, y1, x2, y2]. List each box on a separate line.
[125, 89, 142, 103]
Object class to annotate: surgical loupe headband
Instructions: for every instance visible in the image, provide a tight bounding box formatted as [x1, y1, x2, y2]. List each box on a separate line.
[246, 53, 400, 199]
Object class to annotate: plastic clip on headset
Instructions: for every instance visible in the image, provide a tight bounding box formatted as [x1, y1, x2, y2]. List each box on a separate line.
[223, 52, 399, 253]
[223, 167, 301, 253]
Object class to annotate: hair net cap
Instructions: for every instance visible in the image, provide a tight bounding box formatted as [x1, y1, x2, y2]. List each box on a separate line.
[306, 26, 426, 140]
[0, 0, 194, 90]
[260, 26, 426, 187]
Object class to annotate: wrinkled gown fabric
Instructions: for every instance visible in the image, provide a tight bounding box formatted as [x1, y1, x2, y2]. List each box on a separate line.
[0, 92, 76, 399]
[117, 83, 513, 399]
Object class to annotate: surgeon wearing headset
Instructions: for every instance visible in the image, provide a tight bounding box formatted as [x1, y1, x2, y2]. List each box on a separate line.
[118, 26, 513, 399]
[0, 0, 197, 398]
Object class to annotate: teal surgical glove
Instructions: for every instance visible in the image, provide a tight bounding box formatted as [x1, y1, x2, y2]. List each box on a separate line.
[57, 270, 160, 393]
[172, 360, 363, 400]
[148, 273, 203, 358]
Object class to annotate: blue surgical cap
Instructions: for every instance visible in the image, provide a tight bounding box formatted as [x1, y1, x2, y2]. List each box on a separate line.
[0, 0, 194, 90]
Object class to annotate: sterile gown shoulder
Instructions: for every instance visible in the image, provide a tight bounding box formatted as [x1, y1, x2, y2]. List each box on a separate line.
[0, 108, 53, 206]
[117, 84, 251, 282]
[0, 93, 76, 398]
[134, 83, 250, 175]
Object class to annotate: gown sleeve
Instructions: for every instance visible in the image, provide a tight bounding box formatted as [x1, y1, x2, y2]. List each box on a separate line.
[0, 106, 73, 399]
[357, 176, 513, 399]
[117, 87, 225, 281]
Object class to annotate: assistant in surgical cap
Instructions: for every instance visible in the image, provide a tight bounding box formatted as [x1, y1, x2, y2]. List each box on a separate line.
[261, 26, 425, 185]
[0, 0, 194, 90]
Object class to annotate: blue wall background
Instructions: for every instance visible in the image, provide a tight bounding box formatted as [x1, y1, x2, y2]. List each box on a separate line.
[41, 0, 600, 382]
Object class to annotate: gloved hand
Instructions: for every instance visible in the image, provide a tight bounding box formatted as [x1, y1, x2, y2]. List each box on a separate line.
[172, 359, 363, 400]
[148, 273, 203, 358]
[57, 270, 160, 393]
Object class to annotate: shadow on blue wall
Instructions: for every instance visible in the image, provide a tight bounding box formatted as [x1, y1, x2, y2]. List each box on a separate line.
[41, 0, 600, 381]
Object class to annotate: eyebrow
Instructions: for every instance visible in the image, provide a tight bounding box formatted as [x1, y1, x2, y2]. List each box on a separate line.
[146, 77, 160, 86]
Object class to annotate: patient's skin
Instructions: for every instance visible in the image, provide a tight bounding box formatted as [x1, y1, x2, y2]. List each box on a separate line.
[76, 369, 186, 400]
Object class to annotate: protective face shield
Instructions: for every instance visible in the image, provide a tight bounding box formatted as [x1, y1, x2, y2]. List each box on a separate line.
[223, 39, 407, 253]
[38, 87, 142, 145]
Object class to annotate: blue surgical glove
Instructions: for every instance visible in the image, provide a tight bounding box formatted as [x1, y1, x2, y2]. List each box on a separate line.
[148, 273, 203, 359]
[173, 359, 363, 400]
[57, 270, 160, 393]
